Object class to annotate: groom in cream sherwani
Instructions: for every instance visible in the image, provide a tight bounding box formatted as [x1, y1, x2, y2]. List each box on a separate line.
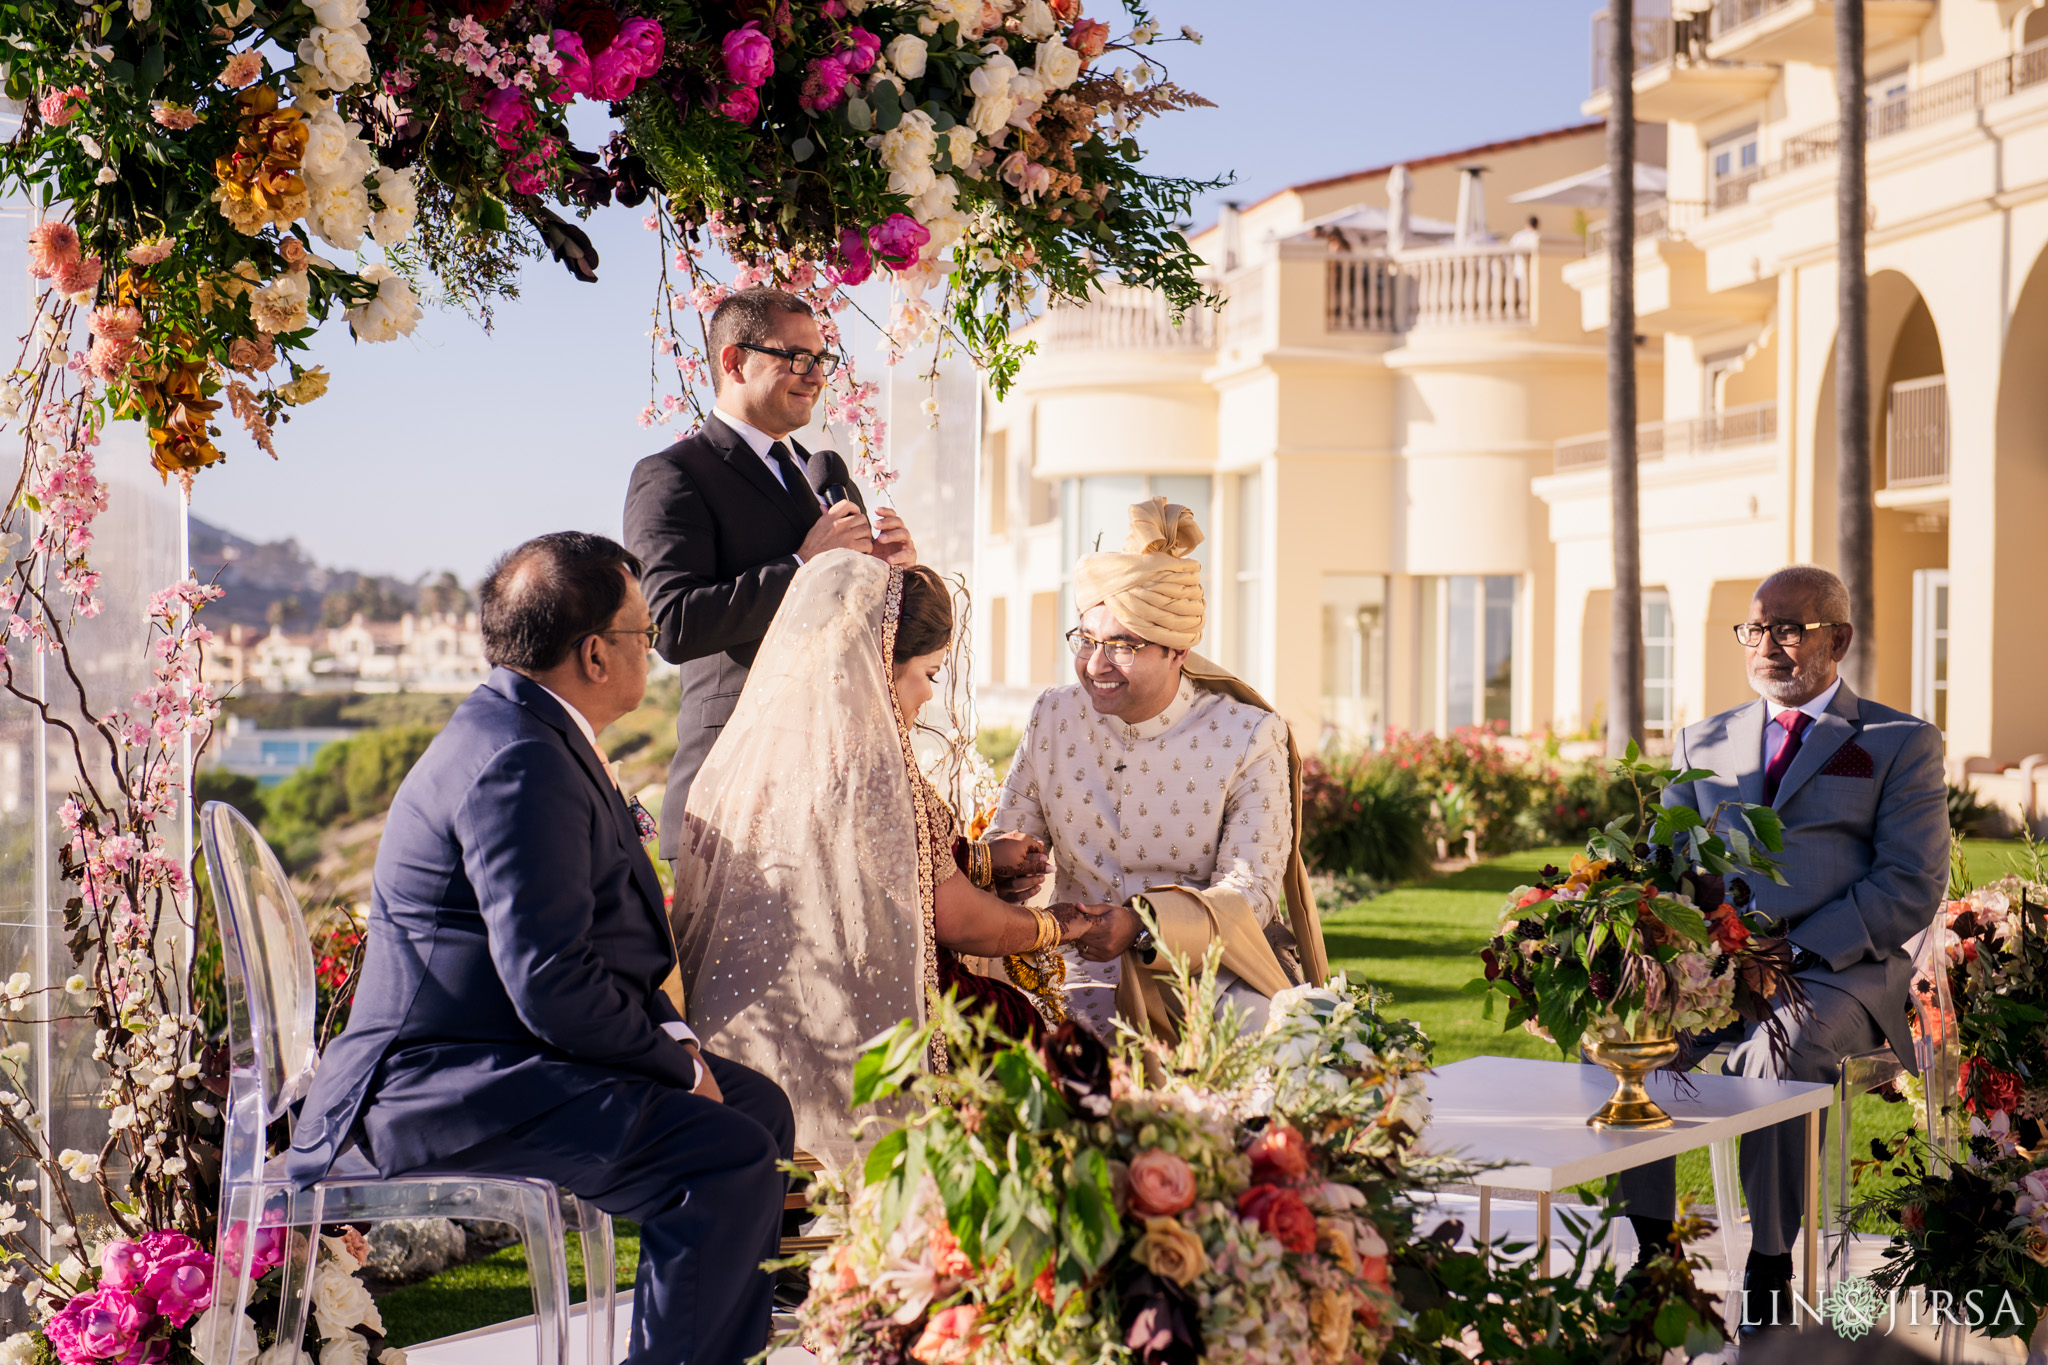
[990, 498, 1327, 1040]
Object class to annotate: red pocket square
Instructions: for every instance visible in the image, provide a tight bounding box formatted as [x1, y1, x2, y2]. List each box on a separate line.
[1818, 741, 1875, 779]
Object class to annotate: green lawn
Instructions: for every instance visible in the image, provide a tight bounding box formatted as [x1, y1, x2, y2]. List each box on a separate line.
[377, 1223, 641, 1347]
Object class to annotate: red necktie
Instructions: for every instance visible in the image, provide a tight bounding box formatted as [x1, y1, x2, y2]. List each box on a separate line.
[1763, 710, 1811, 804]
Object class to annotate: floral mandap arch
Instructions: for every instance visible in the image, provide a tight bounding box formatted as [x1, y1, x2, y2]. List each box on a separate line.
[0, 0, 1213, 1356]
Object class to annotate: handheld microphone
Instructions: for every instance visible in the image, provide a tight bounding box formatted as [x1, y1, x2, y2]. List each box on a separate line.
[821, 481, 852, 508]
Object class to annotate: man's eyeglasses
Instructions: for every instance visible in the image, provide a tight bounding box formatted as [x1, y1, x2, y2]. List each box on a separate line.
[587, 625, 659, 650]
[737, 342, 841, 377]
[1065, 628, 1152, 668]
[1732, 620, 1847, 648]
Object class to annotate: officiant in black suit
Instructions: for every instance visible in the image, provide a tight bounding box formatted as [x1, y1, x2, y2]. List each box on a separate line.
[623, 287, 917, 859]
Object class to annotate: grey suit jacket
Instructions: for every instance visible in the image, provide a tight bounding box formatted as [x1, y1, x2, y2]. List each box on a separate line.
[1662, 683, 1947, 1069]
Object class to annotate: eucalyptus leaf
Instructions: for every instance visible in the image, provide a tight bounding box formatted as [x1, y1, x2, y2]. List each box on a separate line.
[844, 96, 872, 132]
[792, 136, 815, 162]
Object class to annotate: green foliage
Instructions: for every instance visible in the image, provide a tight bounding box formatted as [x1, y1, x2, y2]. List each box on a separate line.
[193, 767, 265, 826]
[1382, 727, 1547, 855]
[1949, 779, 2006, 836]
[262, 725, 438, 870]
[1300, 751, 1432, 882]
[974, 725, 1022, 778]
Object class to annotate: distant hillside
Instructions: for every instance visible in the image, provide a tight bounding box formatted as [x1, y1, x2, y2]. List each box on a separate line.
[191, 516, 468, 631]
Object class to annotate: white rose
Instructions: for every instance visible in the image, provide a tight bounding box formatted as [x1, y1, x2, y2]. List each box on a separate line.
[925, 0, 980, 35]
[318, 1334, 368, 1365]
[967, 51, 1019, 135]
[298, 105, 373, 188]
[922, 216, 962, 259]
[910, 174, 958, 224]
[346, 266, 422, 345]
[885, 34, 927, 81]
[308, 181, 374, 251]
[968, 51, 1017, 99]
[309, 0, 366, 28]
[871, 108, 937, 200]
[942, 124, 975, 168]
[372, 165, 416, 215]
[1035, 36, 1081, 90]
[312, 1264, 382, 1340]
[0, 1333, 40, 1365]
[190, 1311, 262, 1365]
[1015, 0, 1054, 39]
[1009, 67, 1048, 104]
[298, 26, 371, 92]
[258, 1347, 311, 1365]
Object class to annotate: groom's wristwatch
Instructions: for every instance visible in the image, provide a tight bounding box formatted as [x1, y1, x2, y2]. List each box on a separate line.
[1790, 947, 1824, 974]
[1131, 927, 1158, 965]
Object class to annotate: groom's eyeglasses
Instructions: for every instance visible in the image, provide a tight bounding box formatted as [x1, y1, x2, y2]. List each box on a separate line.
[587, 625, 660, 650]
[1732, 620, 1847, 648]
[737, 343, 841, 377]
[1066, 629, 1152, 668]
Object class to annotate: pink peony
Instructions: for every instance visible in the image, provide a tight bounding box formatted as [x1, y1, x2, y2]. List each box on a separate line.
[218, 1223, 287, 1277]
[46, 1286, 155, 1365]
[830, 225, 873, 285]
[508, 141, 558, 195]
[587, 44, 641, 101]
[867, 213, 930, 270]
[612, 18, 664, 80]
[126, 238, 175, 267]
[137, 1232, 212, 1328]
[717, 85, 760, 124]
[550, 31, 593, 102]
[722, 21, 775, 88]
[27, 222, 82, 279]
[798, 55, 851, 113]
[40, 86, 87, 126]
[56, 255, 104, 300]
[838, 28, 880, 75]
[100, 1242, 149, 1293]
[1126, 1148, 1196, 1217]
[482, 85, 534, 150]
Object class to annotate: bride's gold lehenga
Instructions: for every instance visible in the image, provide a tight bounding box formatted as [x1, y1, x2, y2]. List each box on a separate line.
[670, 551, 1041, 1168]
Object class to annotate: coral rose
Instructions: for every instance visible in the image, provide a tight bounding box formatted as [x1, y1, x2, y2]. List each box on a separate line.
[1705, 903, 1751, 955]
[908, 1304, 981, 1363]
[1126, 1148, 1195, 1217]
[927, 1220, 971, 1277]
[2026, 1228, 2048, 1267]
[40, 86, 88, 126]
[1246, 1124, 1313, 1187]
[1236, 1185, 1317, 1253]
[1961, 1056, 2025, 1118]
[1131, 1216, 1208, 1287]
[1067, 18, 1109, 59]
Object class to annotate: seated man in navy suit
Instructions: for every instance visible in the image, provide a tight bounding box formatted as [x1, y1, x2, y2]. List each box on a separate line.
[1620, 565, 1947, 1335]
[289, 532, 793, 1365]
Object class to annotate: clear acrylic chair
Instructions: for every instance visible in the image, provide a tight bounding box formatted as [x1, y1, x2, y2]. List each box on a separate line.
[202, 801, 617, 1365]
[1704, 918, 1960, 1293]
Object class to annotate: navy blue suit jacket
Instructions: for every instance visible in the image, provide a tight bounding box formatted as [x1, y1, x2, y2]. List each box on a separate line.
[288, 668, 692, 1184]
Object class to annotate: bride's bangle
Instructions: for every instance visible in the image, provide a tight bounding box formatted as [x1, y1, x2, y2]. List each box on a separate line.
[1027, 907, 1059, 954]
[968, 839, 996, 890]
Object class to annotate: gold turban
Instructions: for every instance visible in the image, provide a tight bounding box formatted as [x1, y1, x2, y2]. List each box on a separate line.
[1072, 497, 1205, 650]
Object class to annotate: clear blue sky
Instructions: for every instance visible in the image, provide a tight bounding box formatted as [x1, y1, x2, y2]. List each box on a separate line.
[190, 0, 1599, 582]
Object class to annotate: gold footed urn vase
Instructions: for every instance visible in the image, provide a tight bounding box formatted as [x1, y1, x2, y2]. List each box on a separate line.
[1583, 1017, 1681, 1130]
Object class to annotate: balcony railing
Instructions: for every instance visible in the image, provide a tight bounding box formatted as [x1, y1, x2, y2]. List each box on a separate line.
[1712, 38, 2048, 212]
[1553, 401, 1779, 472]
[1887, 375, 1949, 487]
[1327, 255, 1403, 333]
[1590, 12, 1721, 94]
[1042, 283, 1215, 350]
[1584, 199, 1709, 255]
[1402, 246, 1534, 327]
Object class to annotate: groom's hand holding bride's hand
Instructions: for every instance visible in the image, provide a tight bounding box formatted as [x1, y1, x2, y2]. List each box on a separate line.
[1067, 902, 1143, 962]
[868, 508, 917, 567]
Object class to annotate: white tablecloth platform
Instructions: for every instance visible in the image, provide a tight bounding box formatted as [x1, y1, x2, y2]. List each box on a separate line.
[403, 1298, 817, 1365]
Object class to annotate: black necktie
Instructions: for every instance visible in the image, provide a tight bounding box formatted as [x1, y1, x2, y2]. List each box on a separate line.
[766, 440, 820, 518]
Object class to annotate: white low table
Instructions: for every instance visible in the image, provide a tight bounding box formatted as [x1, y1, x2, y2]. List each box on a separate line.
[1419, 1054, 1835, 1317]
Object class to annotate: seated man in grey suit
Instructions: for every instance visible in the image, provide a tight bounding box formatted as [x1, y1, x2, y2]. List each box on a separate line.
[289, 532, 794, 1365]
[1621, 565, 1946, 1334]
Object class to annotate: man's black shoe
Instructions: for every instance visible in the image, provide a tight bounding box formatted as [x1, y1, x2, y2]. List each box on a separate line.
[1738, 1253, 1796, 1338]
[1626, 1216, 1673, 1276]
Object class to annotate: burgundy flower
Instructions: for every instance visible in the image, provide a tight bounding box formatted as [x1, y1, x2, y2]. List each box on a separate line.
[554, 0, 619, 54]
[1043, 1019, 1112, 1116]
[1119, 1272, 1202, 1365]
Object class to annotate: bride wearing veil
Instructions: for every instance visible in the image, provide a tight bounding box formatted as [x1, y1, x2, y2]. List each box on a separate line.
[670, 550, 1093, 1164]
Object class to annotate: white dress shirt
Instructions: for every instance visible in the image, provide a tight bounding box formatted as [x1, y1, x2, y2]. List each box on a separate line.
[711, 408, 825, 503]
[1761, 674, 1842, 767]
[536, 683, 701, 1058]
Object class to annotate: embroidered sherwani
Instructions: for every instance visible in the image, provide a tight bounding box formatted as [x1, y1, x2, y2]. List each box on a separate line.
[991, 677, 1293, 1038]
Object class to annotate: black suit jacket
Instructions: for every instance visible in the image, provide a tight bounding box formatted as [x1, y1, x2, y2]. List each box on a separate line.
[622, 415, 864, 856]
[288, 668, 690, 1184]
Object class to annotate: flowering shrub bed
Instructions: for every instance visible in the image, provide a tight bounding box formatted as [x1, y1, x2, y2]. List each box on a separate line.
[1297, 755, 1430, 885]
[787, 952, 1732, 1363]
[1468, 746, 1804, 1058]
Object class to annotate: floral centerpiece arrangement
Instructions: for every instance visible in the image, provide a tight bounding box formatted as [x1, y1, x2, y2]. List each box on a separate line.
[786, 943, 1731, 1364]
[1466, 745, 1806, 1126]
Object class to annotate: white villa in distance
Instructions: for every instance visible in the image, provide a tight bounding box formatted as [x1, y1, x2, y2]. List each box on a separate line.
[973, 0, 2048, 834]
